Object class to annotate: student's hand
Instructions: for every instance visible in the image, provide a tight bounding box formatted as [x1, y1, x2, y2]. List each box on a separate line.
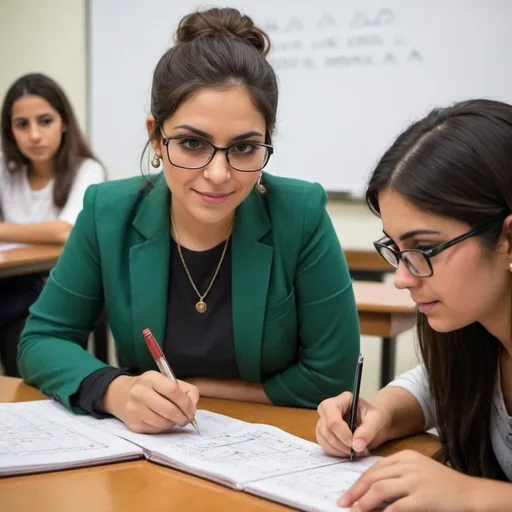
[338, 450, 477, 511]
[316, 392, 391, 457]
[102, 371, 199, 434]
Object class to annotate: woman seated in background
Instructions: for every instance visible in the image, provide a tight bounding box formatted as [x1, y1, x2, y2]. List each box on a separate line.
[0, 73, 105, 377]
[17, 7, 360, 433]
[316, 99, 512, 511]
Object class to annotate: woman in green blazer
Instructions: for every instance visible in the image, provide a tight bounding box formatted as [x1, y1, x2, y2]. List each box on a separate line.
[18, 7, 360, 434]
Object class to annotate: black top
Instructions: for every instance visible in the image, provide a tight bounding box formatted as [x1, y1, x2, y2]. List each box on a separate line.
[72, 236, 239, 417]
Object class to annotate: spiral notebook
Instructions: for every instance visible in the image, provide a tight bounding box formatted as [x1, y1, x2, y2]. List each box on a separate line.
[1, 400, 380, 511]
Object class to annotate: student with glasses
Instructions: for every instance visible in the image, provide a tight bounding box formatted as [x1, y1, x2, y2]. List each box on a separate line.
[18, 7, 360, 433]
[316, 99, 512, 510]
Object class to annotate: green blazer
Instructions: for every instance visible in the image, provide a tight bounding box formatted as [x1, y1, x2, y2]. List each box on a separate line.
[18, 172, 360, 410]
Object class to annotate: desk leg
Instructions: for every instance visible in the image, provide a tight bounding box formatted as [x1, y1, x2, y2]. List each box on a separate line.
[380, 337, 396, 388]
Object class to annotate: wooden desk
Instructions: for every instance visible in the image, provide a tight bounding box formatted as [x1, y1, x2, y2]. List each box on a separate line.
[353, 281, 415, 387]
[0, 244, 62, 278]
[345, 249, 391, 276]
[353, 281, 415, 337]
[345, 248, 414, 386]
[1, 378, 439, 512]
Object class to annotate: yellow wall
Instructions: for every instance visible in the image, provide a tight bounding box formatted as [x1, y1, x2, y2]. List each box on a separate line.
[0, 0, 88, 133]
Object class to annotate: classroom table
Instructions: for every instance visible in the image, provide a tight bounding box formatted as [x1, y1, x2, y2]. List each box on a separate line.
[352, 281, 415, 387]
[0, 244, 61, 279]
[0, 245, 414, 386]
[344, 248, 391, 282]
[0, 377, 440, 512]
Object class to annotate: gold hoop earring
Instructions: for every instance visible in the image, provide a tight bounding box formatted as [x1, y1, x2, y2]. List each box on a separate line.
[151, 154, 161, 169]
[255, 175, 266, 194]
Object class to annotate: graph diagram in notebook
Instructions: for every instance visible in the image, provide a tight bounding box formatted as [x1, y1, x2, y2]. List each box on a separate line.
[256, 457, 381, 502]
[167, 428, 335, 474]
[0, 410, 107, 456]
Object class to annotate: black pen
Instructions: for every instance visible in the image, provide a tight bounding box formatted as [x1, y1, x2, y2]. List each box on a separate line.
[349, 353, 364, 461]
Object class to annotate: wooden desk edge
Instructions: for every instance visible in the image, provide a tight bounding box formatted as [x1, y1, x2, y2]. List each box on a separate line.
[0, 245, 62, 278]
[345, 250, 391, 273]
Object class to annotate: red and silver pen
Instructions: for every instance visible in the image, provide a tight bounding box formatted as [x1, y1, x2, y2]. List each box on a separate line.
[143, 328, 201, 435]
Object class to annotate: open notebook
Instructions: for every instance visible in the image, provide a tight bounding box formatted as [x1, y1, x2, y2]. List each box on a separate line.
[0, 401, 143, 476]
[1, 400, 380, 512]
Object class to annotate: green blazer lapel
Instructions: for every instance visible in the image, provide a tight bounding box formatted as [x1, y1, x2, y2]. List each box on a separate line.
[232, 190, 273, 383]
[129, 175, 170, 370]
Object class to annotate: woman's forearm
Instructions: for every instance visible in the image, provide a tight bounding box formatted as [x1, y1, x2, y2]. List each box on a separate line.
[469, 478, 512, 511]
[189, 378, 272, 404]
[0, 221, 72, 245]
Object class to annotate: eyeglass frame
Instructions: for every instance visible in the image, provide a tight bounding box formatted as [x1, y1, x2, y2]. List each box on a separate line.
[159, 128, 274, 172]
[373, 225, 489, 277]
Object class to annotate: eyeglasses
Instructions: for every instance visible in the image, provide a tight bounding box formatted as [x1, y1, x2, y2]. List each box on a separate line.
[373, 226, 486, 277]
[160, 130, 273, 172]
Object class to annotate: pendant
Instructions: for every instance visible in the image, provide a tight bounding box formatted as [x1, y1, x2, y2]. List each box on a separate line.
[195, 300, 207, 314]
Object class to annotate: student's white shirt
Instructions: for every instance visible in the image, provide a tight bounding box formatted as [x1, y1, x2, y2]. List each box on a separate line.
[0, 157, 105, 225]
[388, 364, 512, 481]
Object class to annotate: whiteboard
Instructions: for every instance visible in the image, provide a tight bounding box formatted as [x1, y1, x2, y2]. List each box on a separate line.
[88, 0, 512, 195]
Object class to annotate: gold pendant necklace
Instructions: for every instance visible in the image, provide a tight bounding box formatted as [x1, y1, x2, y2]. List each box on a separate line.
[171, 215, 232, 314]
[195, 300, 207, 314]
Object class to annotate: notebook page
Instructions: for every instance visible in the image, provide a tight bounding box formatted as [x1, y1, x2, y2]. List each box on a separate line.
[139, 423, 344, 489]
[245, 456, 382, 512]
[79, 411, 343, 489]
[77, 409, 254, 487]
[77, 409, 247, 439]
[0, 400, 143, 476]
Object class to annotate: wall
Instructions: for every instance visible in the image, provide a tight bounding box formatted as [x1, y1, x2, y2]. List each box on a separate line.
[0, 0, 417, 396]
[0, 0, 88, 133]
[0, 0, 383, 247]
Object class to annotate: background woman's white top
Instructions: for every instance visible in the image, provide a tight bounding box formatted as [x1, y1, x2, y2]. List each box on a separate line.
[0, 157, 105, 225]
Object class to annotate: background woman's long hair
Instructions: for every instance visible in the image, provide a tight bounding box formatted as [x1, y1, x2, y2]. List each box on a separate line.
[366, 99, 512, 480]
[1, 73, 99, 208]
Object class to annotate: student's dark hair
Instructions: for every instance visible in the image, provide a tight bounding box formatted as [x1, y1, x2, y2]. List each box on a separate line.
[141, 7, 278, 176]
[366, 98, 512, 480]
[1, 73, 99, 208]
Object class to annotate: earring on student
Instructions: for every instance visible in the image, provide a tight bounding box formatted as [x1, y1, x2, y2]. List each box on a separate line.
[151, 154, 161, 169]
[509, 262, 512, 272]
[255, 174, 266, 194]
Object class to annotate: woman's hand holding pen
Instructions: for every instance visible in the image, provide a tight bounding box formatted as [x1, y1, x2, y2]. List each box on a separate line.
[101, 371, 199, 434]
[315, 392, 391, 458]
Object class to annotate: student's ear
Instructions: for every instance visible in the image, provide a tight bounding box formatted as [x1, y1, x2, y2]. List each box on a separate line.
[146, 115, 161, 154]
[496, 214, 512, 265]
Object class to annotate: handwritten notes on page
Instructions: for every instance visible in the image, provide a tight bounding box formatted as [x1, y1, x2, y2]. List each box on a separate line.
[83, 411, 348, 489]
[78, 409, 245, 439]
[153, 425, 343, 487]
[0, 400, 143, 476]
[78, 407, 382, 505]
[246, 457, 382, 512]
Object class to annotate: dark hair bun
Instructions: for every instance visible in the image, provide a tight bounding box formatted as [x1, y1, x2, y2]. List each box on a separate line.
[176, 7, 270, 57]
